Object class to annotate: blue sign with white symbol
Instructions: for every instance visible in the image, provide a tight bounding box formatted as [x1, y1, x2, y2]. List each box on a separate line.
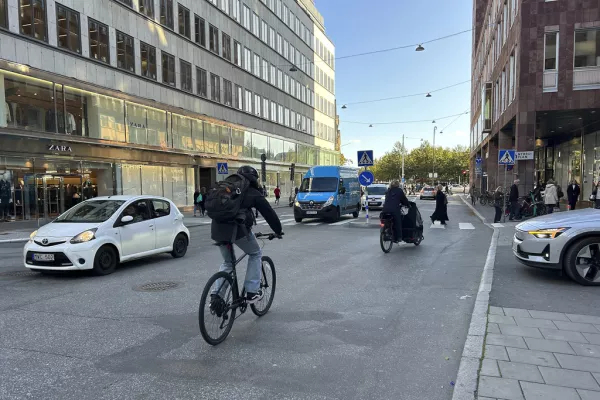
[217, 162, 228, 174]
[357, 150, 374, 167]
[498, 150, 516, 165]
[475, 157, 482, 165]
[359, 171, 374, 187]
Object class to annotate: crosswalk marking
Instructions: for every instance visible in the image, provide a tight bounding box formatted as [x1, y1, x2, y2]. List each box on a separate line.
[306, 222, 323, 226]
[459, 223, 475, 230]
[278, 218, 296, 224]
[430, 223, 446, 229]
[330, 219, 354, 226]
[491, 223, 505, 228]
[283, 221, 297, 226]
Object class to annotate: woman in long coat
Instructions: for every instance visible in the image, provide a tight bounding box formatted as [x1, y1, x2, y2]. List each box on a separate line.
[430, 184, 449, 225]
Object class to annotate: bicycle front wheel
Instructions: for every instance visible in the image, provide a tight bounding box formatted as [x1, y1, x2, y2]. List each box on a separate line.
[380, 229, 393, 253]
[199, 271, 237, 345]
[251, 256, 277, 316]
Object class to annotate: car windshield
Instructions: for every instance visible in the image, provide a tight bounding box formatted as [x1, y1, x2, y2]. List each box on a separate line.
[54, 200, 126, 223]
[300, 177, 339, 193]
[366, 187, 387, 195]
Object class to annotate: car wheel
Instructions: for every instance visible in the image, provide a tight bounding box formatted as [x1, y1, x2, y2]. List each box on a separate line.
[420, 196, 423, 200]
[295, 217, 303, 223]
[171, 234, 188, 258]
[564, 237, 600, 286]
[93, 245, 118, 276]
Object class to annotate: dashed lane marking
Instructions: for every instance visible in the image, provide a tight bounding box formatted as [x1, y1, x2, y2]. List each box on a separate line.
[459, 222, 475, 230]
[330, 219, 354, 226]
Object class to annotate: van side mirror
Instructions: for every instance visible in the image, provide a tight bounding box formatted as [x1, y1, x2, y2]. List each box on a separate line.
[339, 187, 346, 195]
[121, 215, 134, 224]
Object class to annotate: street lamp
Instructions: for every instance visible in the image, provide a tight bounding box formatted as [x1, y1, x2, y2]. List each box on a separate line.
[426, 93, 432, 98]
[416, 44, 425, 52]
[289, 65, 298, 72]
[341, 104, 347, 109]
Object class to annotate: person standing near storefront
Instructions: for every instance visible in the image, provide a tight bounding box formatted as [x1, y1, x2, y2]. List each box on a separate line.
[544, 179, 559, 214]
[493, 186, 504, 224]
[199, 187, 207, 217]
[567, 180, 581, 210]
[509, 179, 521, 221]
[193, 186, 201, 217]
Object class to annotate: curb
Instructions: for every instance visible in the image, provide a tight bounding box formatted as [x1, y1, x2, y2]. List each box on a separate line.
[0, 238, 29, 244]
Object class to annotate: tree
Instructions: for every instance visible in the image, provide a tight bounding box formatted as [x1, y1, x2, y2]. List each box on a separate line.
[339, 153, 352, 166]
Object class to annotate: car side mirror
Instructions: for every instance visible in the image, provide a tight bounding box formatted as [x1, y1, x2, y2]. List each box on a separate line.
[339, 187, 346, 195]
[121, 215, 134, 224]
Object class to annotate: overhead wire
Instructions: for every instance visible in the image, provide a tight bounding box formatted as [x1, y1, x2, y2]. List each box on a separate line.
[340, 110, 469, 126]
[440, 110, 470, 133]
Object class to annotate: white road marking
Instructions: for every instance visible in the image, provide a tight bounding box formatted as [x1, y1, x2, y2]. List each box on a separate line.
[278, 218, 296, 224]
[330, 219, 354, 226]
[430, 223, 446, 229]
[279, 214, 293, 217]
[306, 222, 323, 226]
[283, 221, 297, 226]
[459, 223, 475, 230]
[491, 223, 505, 228]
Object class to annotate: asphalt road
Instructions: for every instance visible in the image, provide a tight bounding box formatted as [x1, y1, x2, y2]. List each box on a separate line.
[0, 196, 492, 400]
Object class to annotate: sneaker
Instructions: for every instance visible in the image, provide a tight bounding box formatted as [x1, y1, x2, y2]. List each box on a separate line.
[246, 290, 263, 304]
[209, 294, 225, 317]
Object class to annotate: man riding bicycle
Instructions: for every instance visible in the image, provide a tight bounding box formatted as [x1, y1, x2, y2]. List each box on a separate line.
[382, 180, 410, 242]
[210, 166, 283, 305]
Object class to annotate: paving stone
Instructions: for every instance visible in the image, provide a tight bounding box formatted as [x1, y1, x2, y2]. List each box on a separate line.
[520, 381, 580, 400]
[506, 347, 559, 367]
[555, 354, 600, 373]
[538, 366, 600, 390]
[503, 308, 531, 318]
[584, 333, 600, 345]
[481, 358, 500, 377]
[486, 344, 510, 361]
[524, 337, 576, 355]
[554, 320, 600, 334]
[570, 342, 600, 358]
[497, 360, 544, 383]
[515, 317, 557, 329]
[541, 328, 589, 343]
[487, 334, 528, 349]
[578, 389, 600, 400]
[499, 325, 543, 339]
[488, 322, 501, 334]
[567, 314, 600, 325]
[489, 314, 517, 325]
[479, 376, 524, 400]
[490, 306, 505, 316]
[528, 310, 570, 321]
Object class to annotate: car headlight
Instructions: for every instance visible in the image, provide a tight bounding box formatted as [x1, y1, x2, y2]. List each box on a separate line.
[294, 200, 300, 207]
[381, 196, 385, 201]
[528, 227, 570, 239]
[70, 229, 97, 244]
[29, 230, 38, 243]
[324, 196, 334, 207]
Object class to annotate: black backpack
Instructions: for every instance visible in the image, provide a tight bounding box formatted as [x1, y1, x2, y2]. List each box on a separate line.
[205, 174, 251, 223]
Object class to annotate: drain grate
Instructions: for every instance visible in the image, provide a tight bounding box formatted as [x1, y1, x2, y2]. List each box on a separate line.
[0, 270, 39, 278]
[133, 281, 183, 292]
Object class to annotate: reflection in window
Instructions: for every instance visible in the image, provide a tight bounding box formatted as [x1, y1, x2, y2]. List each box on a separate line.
[235, 84, 243, 110]
[141, 165, 163, 196]
[252, 133, 267, 159]
[0, 0, 7, 28]
[220, 126, 230, 155]
[209, 24, 219, 54]
[126, 102, 147, 144]
[139, 0, 154, 18]
[575, 29, 600, 68]
[241, 130, 252, 158]
[178, 4, 190, 38]
[160, 0, 173, 29]
[204, 122, 220, 154]
[88, 18, 109, 63]
[231, 128, 245, 157]
[121, 164, 141, 195]
[197, 68, 207, 98]
[57, 4, 80, 53]
[234, 41, 242, 66]
[192, 119, 204, 152]
[283, 141, 296, 162]
[162, 51, 175, 86]
[1, 71, 54, 131]
[172, 114, 193, 150]
[222, 32, 231, 61]
[223, 79, 232, 106]
[140, 42, 157, 80]
[210, 73, 220, 102]
[65, 87, 125, 141]
[163, 167, 187, 207]
[544, 32, 558, 70]
[195, 15, 206, 46]
[20, 0, 47, 42]
[269, 137, 284, 161]
[147, 108, 168, 148]
[180, 60, 192, 92]
[116, 30, 134, 72]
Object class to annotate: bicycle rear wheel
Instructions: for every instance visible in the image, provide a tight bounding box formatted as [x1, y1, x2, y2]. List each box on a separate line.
[199, 271, 237, 345]
[251, 256, 277, 316]
[380, 228, 393, 253]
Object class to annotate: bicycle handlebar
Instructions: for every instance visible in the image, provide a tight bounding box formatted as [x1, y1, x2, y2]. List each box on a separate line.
[255, 232, 284, 240]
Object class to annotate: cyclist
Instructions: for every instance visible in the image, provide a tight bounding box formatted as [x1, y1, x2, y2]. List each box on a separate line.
[382, 180, 410, 242]
[210, 166, 283, 305]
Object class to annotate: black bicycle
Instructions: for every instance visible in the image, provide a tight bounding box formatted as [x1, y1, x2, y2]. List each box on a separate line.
[198, 232, 281, 346]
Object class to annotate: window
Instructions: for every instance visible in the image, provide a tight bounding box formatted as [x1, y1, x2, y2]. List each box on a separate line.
[242, 5, 250, 30]
[244, 89, 252, 113]
[161, 51, 175, 86]
[197, 67, 207, 97]
[233, 0, 240, 22]
[509, 53, 515, 103]
[219, 0, 229, 14]
[284, 108, 290, 126]
[277, 33, 282, 54]
[223, 79, 232, 106]
[544, 31, 558, 70]
[244, 47, 251, 72]
[277, 104, 283, 124]
[222, 32, 231, 61]
[210, 73, 221, 102]
[270, 101, 276, 122]
[263, 97, 269, 119]
[283, 39, 289, 59]
[235, 84, 243, 109]
[290, 44, 295, 64]
[252, 12, 259, 36]
[140, 42, 157, 80]
[262, 58, 269, 81]
[284, 73, 289, 93]
[116, 0, 133, 6]
[180, 60, 192, 92]
[234, 41, 242, 66]
[139, 0, 154, 18]
[0, 0, 6, 28]
[276, 0, 281, 18]
[56, 4, 80, 53]
[254, 93, 261, 116]
[195, 15, 206, 46]
[209, 24, 219, 54]
[160, 0, 174, 29]
[151, 200, 171, 218]
[295, 16, 300, 35]
[261, 20, 268, 42]
[277, 69, 283, 89]
[270, 64, 276, 85]
[88, 18, 109, 63]
[283, 5, 288, 25]
[178, 4, 190, 39]
[290, 77, 296, 97]
[253, 53, 260, 76]
[289, 11, 294, 28]
[575, 29, 600, 68]
[269, 27, 275, 48]
[117, 31, 135, 72]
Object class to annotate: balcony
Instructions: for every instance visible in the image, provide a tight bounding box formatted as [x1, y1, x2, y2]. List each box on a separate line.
[574, 67, 600, 90]
[543, 71, 558, 92]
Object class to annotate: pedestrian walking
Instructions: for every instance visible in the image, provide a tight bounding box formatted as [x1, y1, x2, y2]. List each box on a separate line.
[471, 184, 476, 206]
[193, 186, 201, 217]
[509, 179, 521, 221]
[199, 187, 207, 216]
[430, 184, 449, 225]
[567, 180, 580, 210]
[493, 186, 504, 223]
[274, 186, 281, 205]
[544, 179, 559, 214]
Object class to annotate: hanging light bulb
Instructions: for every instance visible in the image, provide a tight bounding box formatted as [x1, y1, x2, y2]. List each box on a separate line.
[426, 93, 432, 98]
[342, 104, 347, 109]
[416, 44, 425, 52]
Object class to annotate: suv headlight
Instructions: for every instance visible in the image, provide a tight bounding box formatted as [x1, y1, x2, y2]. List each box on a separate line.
[294, 200, 300, 207]
[528, 227, 570, 239]
[324, 196, 335, 207]
[29, 230, 38, 243]
[70, 229, 97, 244]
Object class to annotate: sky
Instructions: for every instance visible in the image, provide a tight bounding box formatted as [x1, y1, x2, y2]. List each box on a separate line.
[315, 0, 473, 164]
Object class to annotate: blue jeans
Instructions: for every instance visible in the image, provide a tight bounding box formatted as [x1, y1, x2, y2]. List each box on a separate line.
[215, 232, 262, 295]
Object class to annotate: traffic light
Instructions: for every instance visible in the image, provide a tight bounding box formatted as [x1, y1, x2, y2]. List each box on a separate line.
[289, 163, 295, 181]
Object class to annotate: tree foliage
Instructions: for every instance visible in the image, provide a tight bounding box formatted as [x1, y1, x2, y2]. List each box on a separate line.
[371, 141, 469, 183]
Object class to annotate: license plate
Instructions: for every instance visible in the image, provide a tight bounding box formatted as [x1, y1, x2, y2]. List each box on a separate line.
[369, 202, 378, 206]
[306, 211, 318, 215]
[33, 253, 54, 262]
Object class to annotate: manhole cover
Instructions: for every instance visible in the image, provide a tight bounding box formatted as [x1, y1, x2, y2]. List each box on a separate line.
[0, 270, 39, 277]
[133, 282, 183, 292]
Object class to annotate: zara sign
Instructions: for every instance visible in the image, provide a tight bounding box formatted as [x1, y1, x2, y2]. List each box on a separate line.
[48, 144, 73, 152]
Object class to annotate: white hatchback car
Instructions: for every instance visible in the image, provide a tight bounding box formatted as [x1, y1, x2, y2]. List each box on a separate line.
[24, 195, 190, 275]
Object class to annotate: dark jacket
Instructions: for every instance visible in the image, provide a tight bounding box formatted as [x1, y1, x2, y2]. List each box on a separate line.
[211, 181, 282, 243]
[567, 184, 580, 203]
[431, 190, 449, 222]
[493, 191, 504, 207]
[193, 190, 200, 205]
[382, 187, 410, 213]
[509, 184, 519, 202]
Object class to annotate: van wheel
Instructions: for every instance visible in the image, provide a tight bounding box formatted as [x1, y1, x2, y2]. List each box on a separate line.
[295, 217, 303, 223]
[333, 207, 341, 222]
[352, 204, 360, 218]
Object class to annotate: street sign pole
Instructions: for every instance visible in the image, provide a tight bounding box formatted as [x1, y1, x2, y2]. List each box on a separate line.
[503, 165, 508, 223]
[365, 167, 369, 225]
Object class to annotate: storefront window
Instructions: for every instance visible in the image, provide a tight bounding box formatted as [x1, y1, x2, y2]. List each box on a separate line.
[252, 133, 267, 159]
[231, 128, 244, 157]
[192, 119, 204, 152]
[141, 165, 163, 196]
[82, 161, 114, 197]
[297, 144, 308, 165]
[147, 107, 168, 148]
[283, 141, 296, 162]
[186, 167, 194, 206]
[204, 122, 220, 154]
[64, 87, 125, 141]
[163, 166, 187, 207]
[220, 126, 231, 155]
[0, 156, 34, 220]
[1, 70, 54, 131]
[126, 102, 147, 145]
[242, 130, 252, 158]
[121, 164, 141, 195]
[307, 147, 317, 166]
[269, 137, 284, 161]
[172, 114, 193, 150]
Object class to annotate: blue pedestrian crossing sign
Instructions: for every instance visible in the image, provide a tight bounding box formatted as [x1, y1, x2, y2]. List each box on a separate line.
[217, 162, 228, 174]
[359, 171, 374, 186]
[357, 150, 374, 167]
[498, 150, 516, 165]
[475, 157, 482, 165]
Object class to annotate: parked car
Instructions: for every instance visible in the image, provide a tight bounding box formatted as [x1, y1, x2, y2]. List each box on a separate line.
[24, 196, 190, 275]
[420, 186, 437, 200]
[513, 209, 600, 285]
[361, 184, 388, 210]
[452, 184, 464, 193]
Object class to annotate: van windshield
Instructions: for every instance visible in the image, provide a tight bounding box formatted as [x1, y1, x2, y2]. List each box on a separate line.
[366, 187, 387, 195]
[300, 177, 339, 193]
